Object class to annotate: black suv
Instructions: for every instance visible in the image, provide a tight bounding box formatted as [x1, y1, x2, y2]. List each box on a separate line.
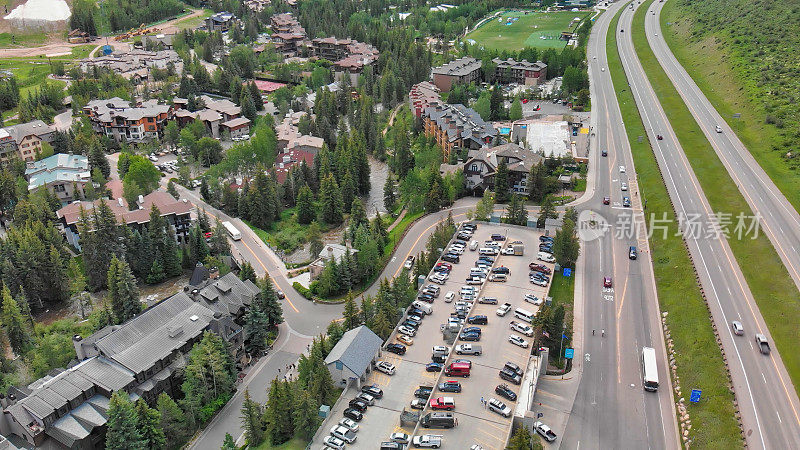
[491, 267, 510, 274]
[361, 385, 383, 398]
[343, 408, 363, 421]
[442, 253, 460, 263]
[467, 315, 488, 325]
[414, 386, 433, 399]
[495, 384, 518, 401]
[348, 398, 368, 412]
[499, 368, 522, 385]
[504, 361, 523, 377]
[386, 343, 406, 355]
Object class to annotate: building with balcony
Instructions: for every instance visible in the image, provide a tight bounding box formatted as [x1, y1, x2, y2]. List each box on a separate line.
[463, 142, 543, 196]
[310, 37, 379, 84]
[1, 120, 56, 164]
[84, 98, 172, 143]
[491, 58, 547, 86]
[408, 81, 441, 118]
[206, 11, 236, 32]
[24, 153, 90, 204]
[431, 57, 482, 92]
[421, 101, 497, 162]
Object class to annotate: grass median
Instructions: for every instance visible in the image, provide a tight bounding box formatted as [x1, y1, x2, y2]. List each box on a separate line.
[633, 0, 800, 401]
[607, 4, 741, 447]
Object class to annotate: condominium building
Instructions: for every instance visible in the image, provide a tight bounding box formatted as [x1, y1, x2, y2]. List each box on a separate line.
[431, 57, 482, 92]
[25, 153, 90, 204]
[78, 49, 183, 83]
[421, 101, 497, 162]
[270, 13, 306, 56]
[408, 81, 441, 118]
[0, 120, 55, 164]
[310, 37, 379, 84]
[491, 58, 547, 86]
[463, 142, 544, 196]
[84, 98, 172, 143]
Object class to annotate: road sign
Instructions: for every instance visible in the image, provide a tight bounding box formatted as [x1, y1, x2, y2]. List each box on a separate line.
[690, 389, 702, 403]
[565, 348, 574, 359]
[563, 268, 572, 277]
[733, 113, 741, 119]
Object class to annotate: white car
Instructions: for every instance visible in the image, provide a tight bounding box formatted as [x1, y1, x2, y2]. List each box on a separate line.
[534, 421, 558, 442]
[530, 277, 548, 287]
[501, 247, 515, 255]
[412, 434, 443, 448]
[445, 291, 455, 303]
[432, 345, 450, 356]
[619, 165, 626, 173]
[375, 361, 396, 375]
[323, 435, 345, 450]
[496, 303, 512, 316]
[338, 417, 359, 432]
[715, 125, 722, 133]
[404, 256, 415, 269]
[487, 398, 512, 417]
[621, 182, 628, 191]
[330, 425, 357, 443]
[390, 432, 410, 444]
[509, 334, 529, 348]
[398, 325, 417, 337]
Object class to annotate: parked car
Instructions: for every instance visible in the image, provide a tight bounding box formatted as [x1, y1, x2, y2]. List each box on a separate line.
[496, 303, 512, 316]
[529, 263, 552, 274]
[426, 362, 443, 372]
[429, 397, 456, 411]
[375, 361, 396, 375]
[412, 434, 442, 448]
[348, 398, 368, 412]
[467, 315, 488, 325]
[397, 334, 414, 346]
[343, 408, 363, 421]
[499, 368, 521, 385]
[445, 291, 455, 302]
[339, 417, 359, 432]
[438, 380, 462, 393]
[534, 421, 558, 442]
[361, 384, 383, 398]
[398, 325, 417, 336]
[386, 343, 406, 355]
[357, 392, 374, 406]
[495, 384, 518, 401]
[323, 435, 346, 450]
[460, 331, 481, 342]
[478, 296, 498, 304]
[414, 386, 433, 399]
[390, 433, 410, 444]
[410, 398, 426, 410]
[487, 398, 512, 417]
[509, 334, 529, 348]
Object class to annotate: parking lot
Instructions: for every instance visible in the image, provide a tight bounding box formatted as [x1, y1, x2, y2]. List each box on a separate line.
[316, 222, 555, 449]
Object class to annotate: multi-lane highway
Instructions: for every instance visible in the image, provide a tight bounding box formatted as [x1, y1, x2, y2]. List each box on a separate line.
[616, 1, 800, 447]
[553, 2, 679, 448]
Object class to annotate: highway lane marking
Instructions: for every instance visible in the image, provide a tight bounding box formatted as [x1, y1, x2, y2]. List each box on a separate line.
[763, 373, 767, 384]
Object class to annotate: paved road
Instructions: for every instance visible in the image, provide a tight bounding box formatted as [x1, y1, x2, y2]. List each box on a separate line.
[617, 2, 800, 447]
[548, 2, 679, 449]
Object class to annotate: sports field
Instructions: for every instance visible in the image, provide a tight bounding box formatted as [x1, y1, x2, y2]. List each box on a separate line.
[466, 10, 591, 51]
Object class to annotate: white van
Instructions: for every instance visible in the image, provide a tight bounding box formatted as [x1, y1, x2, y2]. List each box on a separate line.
[537, 252, 555, 263]
[469, 240, 479, 251]
[479, 247, 499, 256]
[412, 301, 433, 315]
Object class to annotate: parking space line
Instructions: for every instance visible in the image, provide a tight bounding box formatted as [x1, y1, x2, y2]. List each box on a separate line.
[474, 438, 499, 450]
[479, 419, 511, 433]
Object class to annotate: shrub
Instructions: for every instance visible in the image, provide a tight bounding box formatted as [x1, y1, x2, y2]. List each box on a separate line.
[293, 282, 314, 300]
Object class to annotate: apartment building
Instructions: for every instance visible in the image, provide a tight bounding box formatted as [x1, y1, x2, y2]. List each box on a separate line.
[206, 11, 236, 32]
[431, 57, 482, 92]
[310, 37, 379, 84]
[491, 58, 547, 86]
[0, 120, 56, 163]
[56, 191, 192, 250]
[84, 98, 172, 143]
[78, 49, 183, 83]
[463, 142, 543, 196]
[25, 153, 90, 204]
[421, 101, 497, 162]
[0, 273, 258, 449]
[408, 81, 441, 118]
[270, 13, 307, 56]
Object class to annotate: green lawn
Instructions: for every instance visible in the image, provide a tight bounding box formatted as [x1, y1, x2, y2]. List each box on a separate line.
[0, 59, 66, 98]
[173, 8, 214, 30]
[0, 31, 49, 49]
[253, 437, 308, 450]
[384, 210, 424, 257]
[466, 10, 590, 51]
[608, 3, 741, 447]
[633, 0, 800, 404]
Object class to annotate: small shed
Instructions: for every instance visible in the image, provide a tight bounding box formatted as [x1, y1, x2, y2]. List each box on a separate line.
[324, 326, 383, 389]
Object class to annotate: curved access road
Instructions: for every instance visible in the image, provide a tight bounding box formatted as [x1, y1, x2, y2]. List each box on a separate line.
[618, 2, 800, 448]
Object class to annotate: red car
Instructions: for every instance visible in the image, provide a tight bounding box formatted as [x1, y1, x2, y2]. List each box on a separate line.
[522, 98, 529, 104]
[533, 104, 541, 111]
[603, 196, 610, 205]
[429, 397, 455, 411]
[529, 263, 552, 275]
[604, 277, 613, 288]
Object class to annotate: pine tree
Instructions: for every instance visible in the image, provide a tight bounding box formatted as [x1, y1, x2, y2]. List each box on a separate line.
[349, 198, 368, 242]
[538, 195, 557, 228]
[161, 229, 183, 277]
[1, 284, 32, 355]
[319, 173, 343, 224]
[342, 292, 361, 330]
[210, 220, 231, 256]
[507, 425, 534, 450]
[182, 332, 236, 422]
[293, 390, 320, 440]
[108, 256, 141, 323]
[527, 161, 547, 202]
[221, 433, 236, 450]
[256, 278, 283, 327]
[383, 175, 396, 212]
[239, 261, 257, 283]
[240, 90, 257, 122]
[147, 258, 165, 284]
[341, 171, 356, 210]
[510, 99, 523, 121]
[135, 398, 166, 450]
[244, 306, 269, 356]
[264, 379, 294, 445]
[106, 391, 145, 450]
[240, 389, 264, 445]
[307, 222, 324, 258]
[494, 159, 510, 203]
[552, 218, 580, 268]
[157, 393, 189, 448]
[296, 184, 315, 224]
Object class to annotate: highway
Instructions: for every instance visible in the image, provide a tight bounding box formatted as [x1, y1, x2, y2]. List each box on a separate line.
[553, 1, 679, 449]
[617, 1, 800, 447]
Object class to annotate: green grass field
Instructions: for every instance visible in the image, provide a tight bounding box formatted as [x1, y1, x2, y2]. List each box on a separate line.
[632, 0, 800, 405]
[466, 10, 590, 51]
[0, 31, 49, 49]
[607, 4, 741, 447]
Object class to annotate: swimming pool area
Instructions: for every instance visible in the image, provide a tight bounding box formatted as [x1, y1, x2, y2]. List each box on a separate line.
[499, 127, 511, 134]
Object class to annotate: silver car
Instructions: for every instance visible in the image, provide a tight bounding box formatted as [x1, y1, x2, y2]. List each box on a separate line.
[731, 320, 744, 336]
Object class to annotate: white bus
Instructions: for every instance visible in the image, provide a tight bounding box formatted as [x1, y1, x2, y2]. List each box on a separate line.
[514, 307, 535, 323]
[222, 221, 242, 241]
[641, 347, 659, 392]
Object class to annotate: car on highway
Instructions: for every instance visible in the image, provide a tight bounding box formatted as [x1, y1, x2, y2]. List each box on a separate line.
[657, 134, 663, 140]
[386, 343, 406, 355]
[404, 255, 415, 269]
[390, 433, 410, 444]
[509, 334, 529, 348]
[339, 417, 359, 432]
[323, 435, 346, 450]
[715, 125, 723, 133]
[534, 421, 558, 442]
[438, 380, 462, 393]
[429, 397, 456, 411]
[495, 383, 518, 401]
[602, 149, 608, 156]
[604, 277, 613, 288]
[397, 325, 417, 336]
[621, 182, 628, 191]
[622, 197, 631, 207]
[629, 246, 638, 260]
[343, 408, 363, 421]
[467, 315, 488, 325]
[362, 384, 383, 398]
[619, 165, 626, 173]
[426, 362, 443, 372]
[412, 434, 443, 448]
[603, 196, 610, 205]
[445, 291, 455, 302]
[731, 320, 744, 336]
[755, 333, 771, 355]
[410, 398, 426, 410]
[497, 302, 512, 316]
[487, 398, 512, 417]
[375, 361, 396, 375]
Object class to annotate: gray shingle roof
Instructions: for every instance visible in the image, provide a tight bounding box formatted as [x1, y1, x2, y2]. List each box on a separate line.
[196, 272, 260, 317]
[432, 57, 482, 77]
[324, 326, 383, 377]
